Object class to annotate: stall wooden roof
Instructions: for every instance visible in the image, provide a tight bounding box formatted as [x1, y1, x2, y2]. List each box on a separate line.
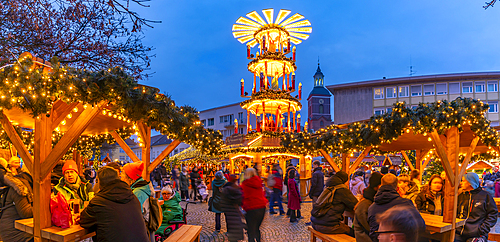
[466, 160, 494, 170]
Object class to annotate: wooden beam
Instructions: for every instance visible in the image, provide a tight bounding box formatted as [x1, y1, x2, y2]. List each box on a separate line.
[401, 151, 415, 171]
[349, 146, 372, 174]
[141, 124, 151, 181]
[110, 131, 140, 163]
[148, 139, 181, 172]
[40, 101, 106, 179]
[0, 112, 33, 173]
[137, 121, 150, 147]
[342, 153, 349, 171]
[51, 102, 79, 130]
[458, 136, 480, 181]
[430, 130, 455, 187]
[319, 149, 340, 172]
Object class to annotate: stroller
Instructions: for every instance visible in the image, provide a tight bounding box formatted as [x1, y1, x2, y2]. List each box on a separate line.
[197, 181, 209, 202]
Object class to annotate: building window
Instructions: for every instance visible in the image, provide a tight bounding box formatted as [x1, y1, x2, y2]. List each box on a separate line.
[423, 84, 434, 96]
[320, 121, 324, 127]
[386, 107, 392, 113]
[319, 104, 324, 114]
[449, 82, 460, 94]
[239, 128, 244, 134]
[398, 86, 409, 97]
[201, 119, 206, 126]
[119, 156, 126, 161]
[411, 85, 422, 96]
[462, 82, 473, 93]
[488, 101, 498, 113]
[238, 112, 244, 123]
[207, 118, 214, 126]
[488, 81, 498, 92]
[119, 148, 125, 153]
[219, 114, 234, 124]
[374, 88, 384, 99]
[436, 83, 447, 95]
[374, 108, 385, 116]
[475, 81, 485, 93]
[386, 87, 396, 98]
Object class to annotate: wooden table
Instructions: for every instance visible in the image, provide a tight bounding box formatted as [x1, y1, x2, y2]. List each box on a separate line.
[420, 213, 465, 242]
[307, 226, 355, 242]
[15, 218, 95, 242]
[164, 225, 202, 242]
[494, 197, 500, 208]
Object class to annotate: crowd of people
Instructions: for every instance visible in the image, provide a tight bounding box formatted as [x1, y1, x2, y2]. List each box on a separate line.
[0, 156, 498, 242]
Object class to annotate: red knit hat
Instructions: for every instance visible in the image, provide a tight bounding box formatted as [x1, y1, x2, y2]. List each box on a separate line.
[62, 160, 79, 175]
[123, 162, 144, 180]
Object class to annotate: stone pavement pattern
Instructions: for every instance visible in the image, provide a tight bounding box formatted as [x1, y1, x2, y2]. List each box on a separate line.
[183, 200, 312, 242]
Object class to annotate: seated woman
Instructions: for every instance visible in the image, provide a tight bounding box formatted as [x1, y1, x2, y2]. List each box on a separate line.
[397, 174, 419, 202]
[156, 186, 183, 236]
[415, 174, 443, 215]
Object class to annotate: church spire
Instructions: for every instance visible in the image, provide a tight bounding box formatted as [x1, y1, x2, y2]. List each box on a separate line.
[314, 60, 324, 87]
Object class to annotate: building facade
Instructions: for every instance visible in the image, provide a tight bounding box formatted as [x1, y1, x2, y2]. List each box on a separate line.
[327, 72, 500, 125]
[199, 103, 256, 140]
[307, 64, 332, 131]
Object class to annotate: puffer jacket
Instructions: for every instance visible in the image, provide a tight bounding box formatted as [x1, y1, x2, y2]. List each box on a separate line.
[367, 185, 424, 242]
[311, 174, 358, 227]
[0, 171, 33, 242]
[241, 175, 267, 211]
[80, 179, 149, 242]
[349, 176, 365, 198]
[130, 177, 153, 209]
[156, 192, 183, 235]
[309, 167, 324, 198]
[221, 182, 244, 242]
[456, 187, 498, 239]
[414, 188, 443, 215]
[353, 187, 377, 242]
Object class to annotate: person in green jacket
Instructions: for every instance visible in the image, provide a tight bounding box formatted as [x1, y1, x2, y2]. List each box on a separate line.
[156, 186, 183, 236]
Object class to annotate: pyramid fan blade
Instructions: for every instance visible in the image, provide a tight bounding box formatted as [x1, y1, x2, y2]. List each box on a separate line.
[262, 9, 274, 25]
[275, 9, 291, 24]
[287, 27, 312, 33]
[248, 39, 258, 48]
[233, 31, 255, 38]
[284, 20, 311, 29]
[289, 32, 310, 40]
[246, 11, 267, 26]
[289, 37, 302, 44]
[237, 35, 254, 44]
[232, 24, 260, 31]
[236, 17, 262, 27]
[279, 13, 304, 27]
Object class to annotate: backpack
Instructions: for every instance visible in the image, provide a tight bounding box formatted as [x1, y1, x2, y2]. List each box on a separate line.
[311, 184, 347, 218]
[0, 186, 14, 219]
[142, 196, 163, 232]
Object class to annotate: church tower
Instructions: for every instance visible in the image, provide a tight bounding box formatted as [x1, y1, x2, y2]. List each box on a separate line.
[307, 63, 332, 131]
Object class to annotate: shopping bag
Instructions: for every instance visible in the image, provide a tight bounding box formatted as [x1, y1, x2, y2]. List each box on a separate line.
[50, 193, 73, 228]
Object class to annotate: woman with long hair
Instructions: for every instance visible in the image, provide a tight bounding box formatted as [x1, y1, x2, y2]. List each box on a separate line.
[241, 168, 267, 242]
[415, 174, 444, 215]
[287, 169, 301, 223]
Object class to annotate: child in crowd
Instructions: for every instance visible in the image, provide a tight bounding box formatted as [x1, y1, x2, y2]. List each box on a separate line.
[197, 180, 209, 202]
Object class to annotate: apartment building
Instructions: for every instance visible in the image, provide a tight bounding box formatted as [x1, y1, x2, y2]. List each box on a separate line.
[198, 103, 256, 140]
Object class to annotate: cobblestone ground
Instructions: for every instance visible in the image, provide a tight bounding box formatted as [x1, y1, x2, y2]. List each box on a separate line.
[183, 199, 312, 242]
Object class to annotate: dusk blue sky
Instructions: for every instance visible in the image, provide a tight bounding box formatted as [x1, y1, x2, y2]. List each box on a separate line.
[136, 1, 500, 122]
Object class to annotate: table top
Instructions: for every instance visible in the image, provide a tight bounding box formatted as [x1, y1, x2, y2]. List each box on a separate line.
[494, 197, 500, 207]
[15, 218, 95, 242]
[420, 213, 466, 233]
[164, 224, 202, 242]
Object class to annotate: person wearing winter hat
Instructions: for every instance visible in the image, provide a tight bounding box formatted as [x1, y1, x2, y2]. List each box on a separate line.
[353, 172, 383, 241]
[310, 170, 358, 235]
[210, 171, 226, 232]
[80, 166, 149, 242]
[455, 172, 498, 242]
[53, 160, 93, 205]
[121, 162, 153, 209]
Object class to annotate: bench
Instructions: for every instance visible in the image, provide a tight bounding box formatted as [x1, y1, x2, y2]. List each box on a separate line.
[307, 226, 355, 242]
[489, 232, 500, 242]
[164, 225, 202, 242]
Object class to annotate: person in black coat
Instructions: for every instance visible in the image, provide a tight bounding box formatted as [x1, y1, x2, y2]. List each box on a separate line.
[220, 175, 244, 242]
[367, 173, 425, 242]
[310, 170, 358, 235]
[309, 161, 324, 203]
[0, 168, 33, 242]
[189, 167, 201, 201]
[455, 172, 498, 242]
[80, 167, 149, 242]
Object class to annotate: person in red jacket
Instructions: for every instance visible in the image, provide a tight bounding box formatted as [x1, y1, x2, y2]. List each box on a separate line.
[287, 169, 301, 223]
[241, 168, 267, 242]
[269, 167, 285, 215]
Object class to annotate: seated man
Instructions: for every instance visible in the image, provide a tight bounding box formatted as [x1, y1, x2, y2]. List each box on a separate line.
[54, 160, 93, 205]
[376, 206, 421, 242]
[310, 170, 358, 235]
[155, 186, 183, 236]
[455, 172, 498, 242]
[80, 166, 149, 242]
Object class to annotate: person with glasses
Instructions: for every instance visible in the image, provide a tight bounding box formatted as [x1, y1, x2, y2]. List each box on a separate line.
[155, 186, 183, 236]
[375, 205, 421, 242]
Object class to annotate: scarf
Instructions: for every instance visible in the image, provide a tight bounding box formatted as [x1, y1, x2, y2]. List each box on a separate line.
[433, 192, 442, 215]
[65, 176, 81, 194]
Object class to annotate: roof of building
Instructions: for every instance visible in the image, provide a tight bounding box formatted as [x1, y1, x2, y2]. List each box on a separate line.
[314, 65, 324, 79]
[151, 134, 172, 146]
[308, 86, 331, 99]
[326, 71, 500, 95]
[198, 102, 241, 113]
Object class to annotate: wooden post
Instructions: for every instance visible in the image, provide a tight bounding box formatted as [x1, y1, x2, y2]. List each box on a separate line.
[73, 150, 82, 175]
[33, 115, 52, 242]
[349, 146, 372, 175]
[443, 127, 459, 242]
[341, 153, 348, 172]
[299, 155, 307, 196]
[138, 123, 151, 181]
[319, 149, 340, 172]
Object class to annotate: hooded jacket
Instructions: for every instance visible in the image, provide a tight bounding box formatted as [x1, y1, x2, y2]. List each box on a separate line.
[130, 177, 153, 209]
[241, 175, 267, 211]
[353, 187, 377, 242]
[80, 179, 149, 242]
[221, 182, 244, 242]
[456, 187, 498, 239]
[156, 192, 183, 235]
[310, 173, 358, 227]
[309, 167, 324, 198]
[367, 185, 423, 242]
[210, 178, 226, 213]
[179, 172, 189, 191]
[0, 171, 33, 242]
